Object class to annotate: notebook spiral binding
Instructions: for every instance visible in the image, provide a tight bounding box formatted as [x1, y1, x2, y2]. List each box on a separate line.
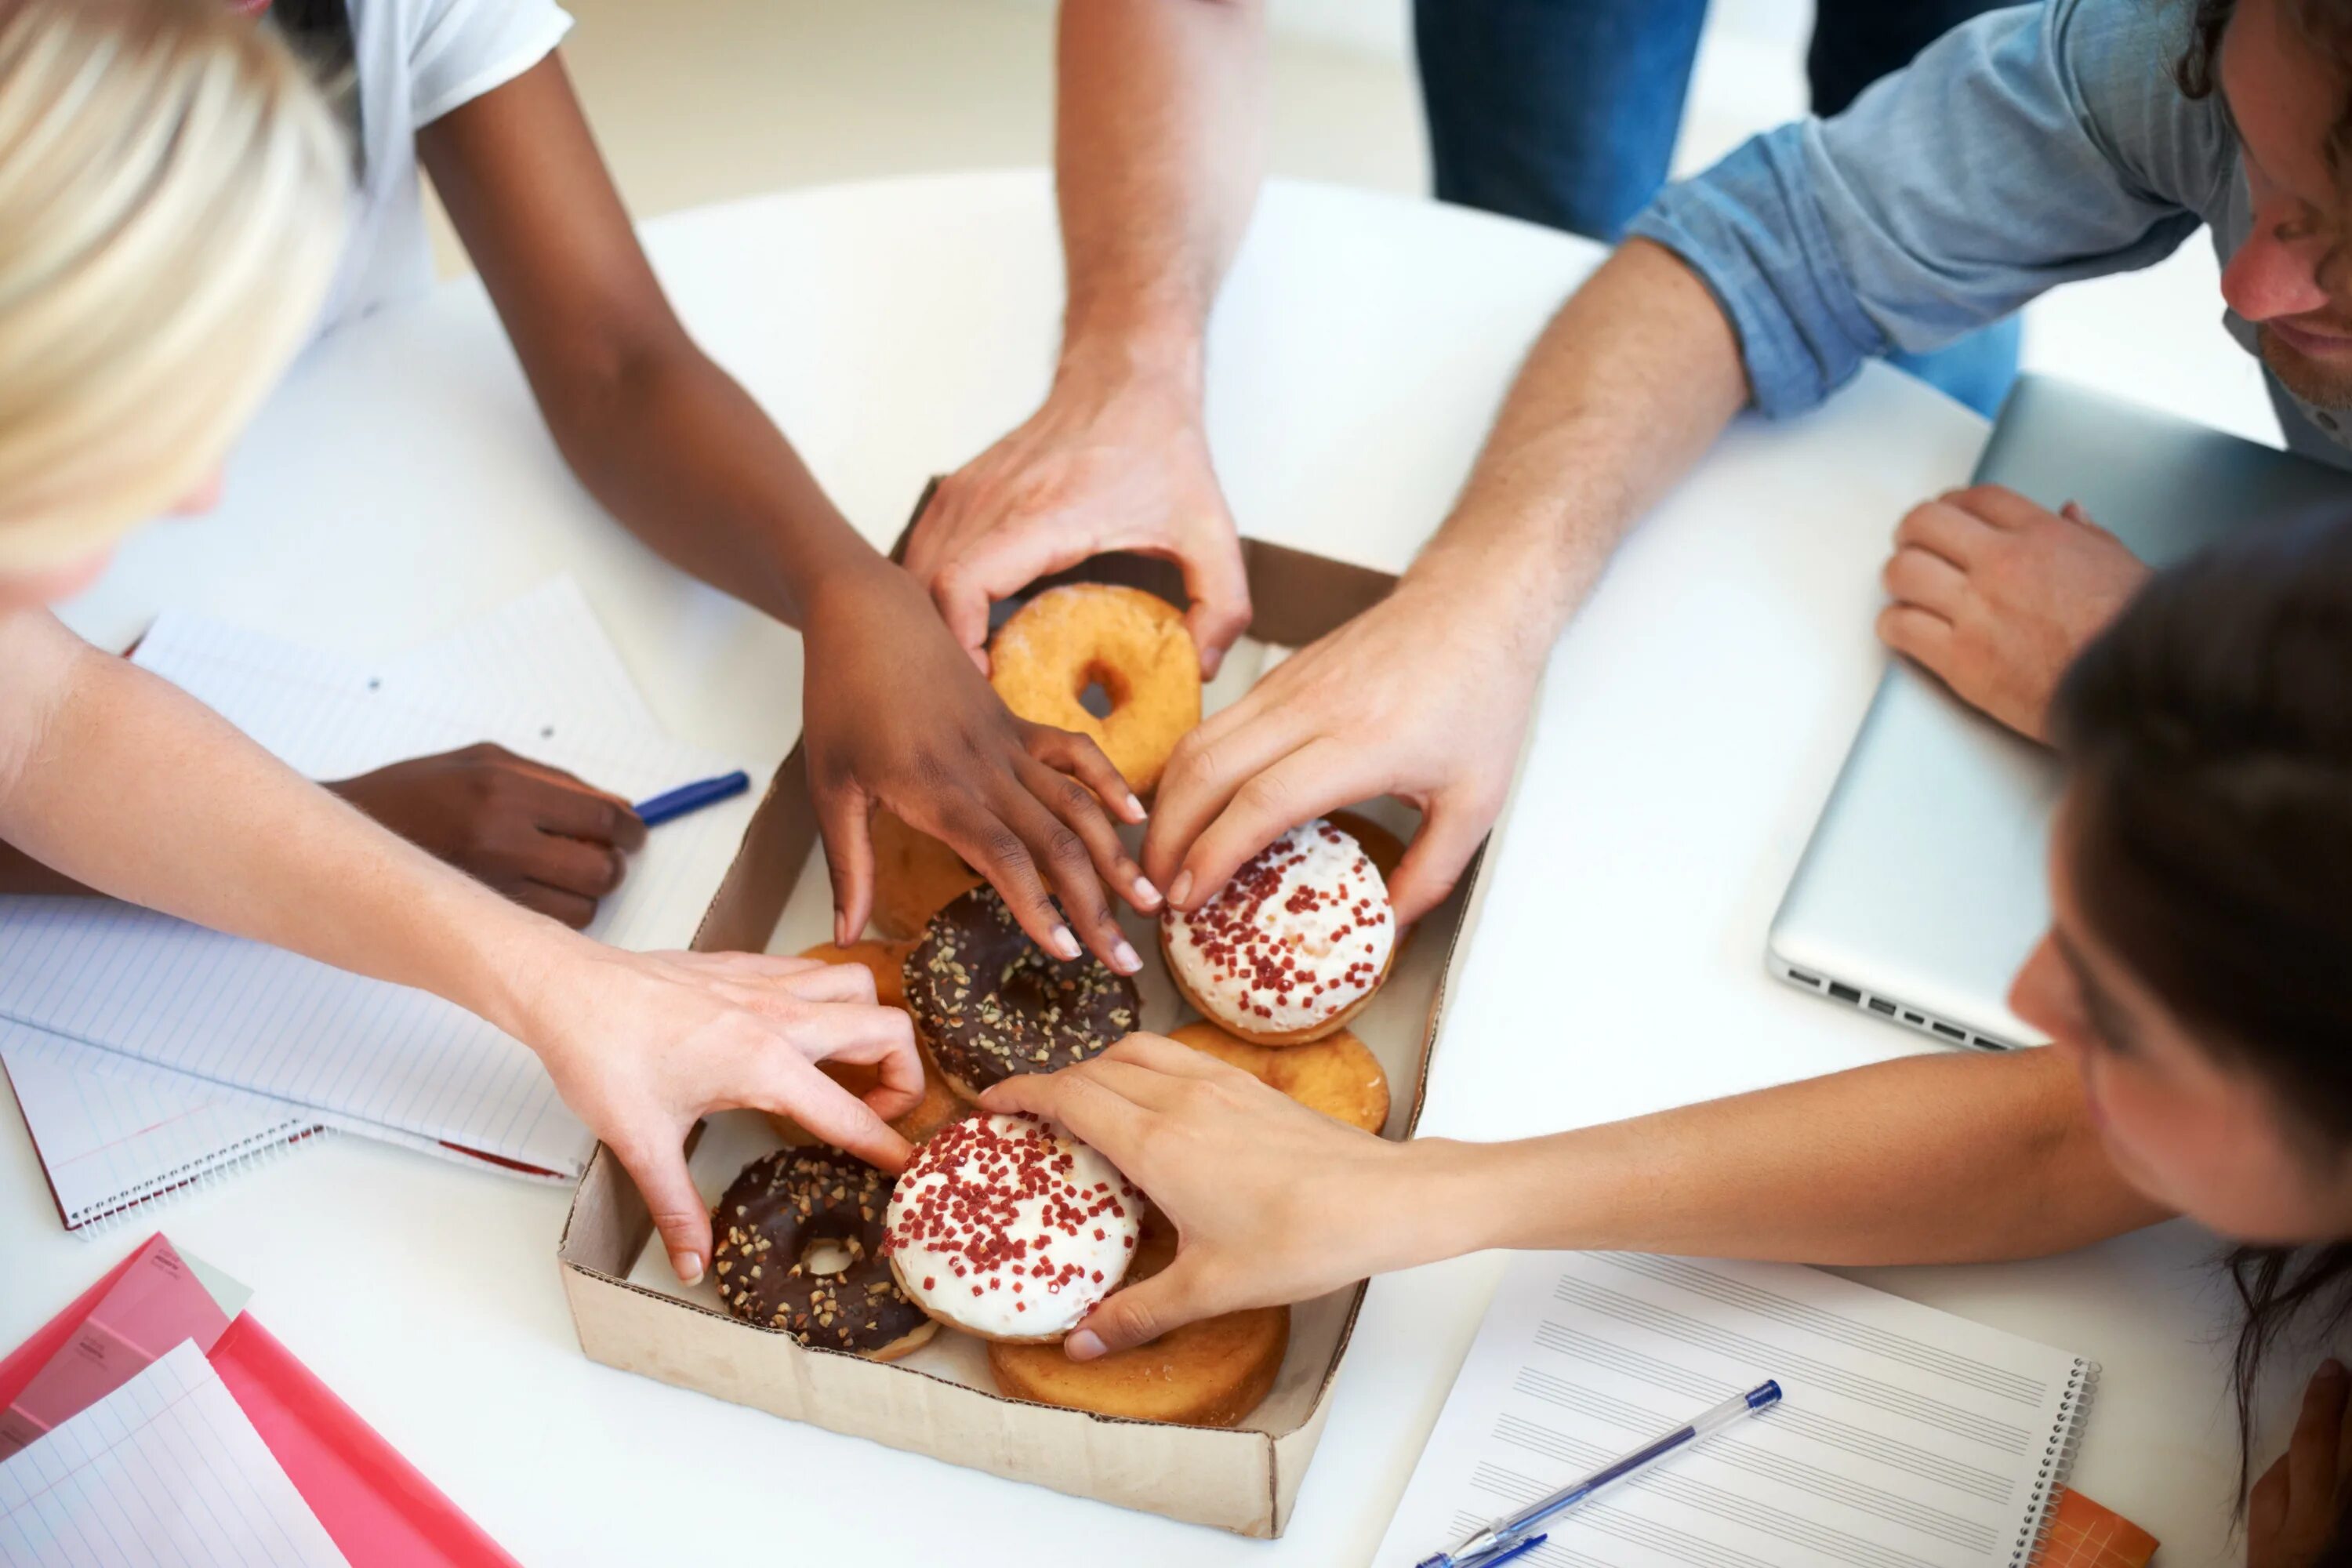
[2013, 1357, 2102, 1565]
[72, 1123, 330, 1237]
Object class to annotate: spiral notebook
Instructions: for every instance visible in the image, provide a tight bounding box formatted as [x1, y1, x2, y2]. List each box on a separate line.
[0, 580, 750, 1228]
[1375, 1251, 2097, 1568]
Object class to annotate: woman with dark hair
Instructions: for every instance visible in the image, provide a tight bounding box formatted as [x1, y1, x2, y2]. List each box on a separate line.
[982, 514, 2352, 1562]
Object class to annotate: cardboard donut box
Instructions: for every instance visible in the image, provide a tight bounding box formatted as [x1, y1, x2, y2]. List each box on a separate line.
[557, 499, 1487, 1537]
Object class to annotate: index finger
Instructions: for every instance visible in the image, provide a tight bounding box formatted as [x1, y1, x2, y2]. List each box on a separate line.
[1169, 739, 1369, 916]
[980, 1062, 1152, 1167]
[929, 521, 1094, 668]
[521, 771, 648, 851]
[775, 1057, 916, 1174]
[1144, 703, 1322, 896]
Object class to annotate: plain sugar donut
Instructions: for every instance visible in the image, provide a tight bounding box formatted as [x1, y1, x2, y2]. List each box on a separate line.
[989, 583, 1201, 795]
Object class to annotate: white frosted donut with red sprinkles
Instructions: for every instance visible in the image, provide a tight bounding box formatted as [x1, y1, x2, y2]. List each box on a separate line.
[882, 1112, 1143, 1344]
[1161, 818, 1396, 1044]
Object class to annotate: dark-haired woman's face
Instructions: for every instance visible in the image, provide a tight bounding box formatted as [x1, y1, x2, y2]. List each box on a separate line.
[2010, 798, 2352, 1243]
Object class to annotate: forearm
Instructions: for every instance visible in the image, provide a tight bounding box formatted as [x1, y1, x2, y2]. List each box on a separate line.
[1053, 0, 1267, 388]
[530, 338, 884, 628]
[0, 613, 568, 1035]
[1405, 238, 1751, 652]
[1398, 1048, 2167, 1272]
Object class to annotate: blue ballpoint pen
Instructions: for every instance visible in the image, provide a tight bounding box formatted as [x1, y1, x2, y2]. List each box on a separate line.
[1416, 1379, 1782, 1568]
[632, 769, 751, 829]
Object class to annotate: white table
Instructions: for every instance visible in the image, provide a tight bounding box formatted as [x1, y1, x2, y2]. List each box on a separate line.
[1, 171, 2270, 1564]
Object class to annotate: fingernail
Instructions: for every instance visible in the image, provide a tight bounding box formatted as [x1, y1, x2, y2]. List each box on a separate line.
[672, 1250, 705, 1287]
[1168, 870, 1193, 909]
[2325, 1358, 2345, 1380]
[834, 910, 851, 946]
[1201, 648, 1223, 680]
[1132, 874, 1162, 909]
[1124, 792, 1147, 822]
[1050, 924, 1081, 960]
[1066, 1330, 1105, 1362]
[1112, 939, 1142, 975]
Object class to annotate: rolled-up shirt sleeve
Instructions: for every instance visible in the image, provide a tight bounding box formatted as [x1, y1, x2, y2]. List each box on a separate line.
[1628, 0, 2224, 416]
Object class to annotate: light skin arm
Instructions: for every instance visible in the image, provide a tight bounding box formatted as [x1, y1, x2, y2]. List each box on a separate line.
[417, 58, 1160, 972]
[0, 609, 921, 1280]
[902, 0, 1269, 674]
[982, 1033, 2169, 1356]
[1145, 238, 1751, 920]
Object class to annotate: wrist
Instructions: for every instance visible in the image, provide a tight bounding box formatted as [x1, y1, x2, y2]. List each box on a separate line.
[1052, 321, 1206, 411]
[1370, 1137, 1518, 1272]
[454, 900, 597, 1048]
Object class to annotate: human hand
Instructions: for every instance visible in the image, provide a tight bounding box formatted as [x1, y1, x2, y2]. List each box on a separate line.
[800, 561, 1161, 971]
[521, 942, 922, 1283]
[1144, 571, 1543, 924]
[2249, 1359, 2352, 1568]
[1878, 485, 2151, 742]
[979, 1033, 1444, 1359]
[327, 742, 646, 929]
[902, 365, 1251, 679]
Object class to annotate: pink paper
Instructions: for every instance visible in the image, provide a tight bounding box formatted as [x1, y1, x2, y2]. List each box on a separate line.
[0, 1233, 231, 1457]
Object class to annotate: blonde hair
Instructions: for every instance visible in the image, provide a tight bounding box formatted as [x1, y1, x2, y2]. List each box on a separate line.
[0, 0, 348, 568]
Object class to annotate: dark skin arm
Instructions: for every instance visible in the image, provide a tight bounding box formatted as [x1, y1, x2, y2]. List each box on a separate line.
[0, 742, 644, 927]
[416, 59, 1160, 968]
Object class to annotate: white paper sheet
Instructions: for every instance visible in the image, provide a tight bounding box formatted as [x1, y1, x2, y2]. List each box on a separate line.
[1375, 1251, 2095, 1568]
[0, 1341, 349, 1567]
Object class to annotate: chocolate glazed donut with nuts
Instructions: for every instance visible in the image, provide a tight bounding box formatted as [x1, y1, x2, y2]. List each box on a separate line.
[905, 885, 1143, 1103]
[711, 1147, 938, 1361]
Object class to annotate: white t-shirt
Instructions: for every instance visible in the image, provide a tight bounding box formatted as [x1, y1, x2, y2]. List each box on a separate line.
[310, 0, 574, 336]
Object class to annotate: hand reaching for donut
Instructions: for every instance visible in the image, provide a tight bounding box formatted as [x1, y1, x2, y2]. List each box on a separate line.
[519, 946, 923, 1287]
[1145, 568, 1546, 927]
[800, 560, 1163, 974]
[902, 357, 1253, 681]
[978, 1033, 1443, 1359]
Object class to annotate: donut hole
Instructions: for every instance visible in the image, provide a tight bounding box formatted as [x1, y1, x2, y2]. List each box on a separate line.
[1075, 659, 1127, 720]
[799, 1233, 856, 1278]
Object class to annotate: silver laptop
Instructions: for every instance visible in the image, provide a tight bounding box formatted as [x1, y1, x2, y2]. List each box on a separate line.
[1768, 375, 2352, 1050]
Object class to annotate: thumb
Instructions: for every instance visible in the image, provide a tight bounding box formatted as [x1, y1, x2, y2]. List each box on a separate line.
[815, 783, 877, 948]
[1178, 536, 1254, 682]
[614, 1131, 712, 1287]
[1385, 792, 1494, 926]
[1068, 1254, 1210, 1359]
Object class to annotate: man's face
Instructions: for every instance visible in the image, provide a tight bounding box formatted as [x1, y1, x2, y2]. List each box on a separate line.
[2220, 0, 2352, 408]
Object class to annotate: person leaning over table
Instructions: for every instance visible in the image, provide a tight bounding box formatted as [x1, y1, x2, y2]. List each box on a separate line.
[0, 0, 1165, 971]
[909, 0, 2352, 936]
[989, 514, 2352, 1567]
[0, 0, 923, 1287]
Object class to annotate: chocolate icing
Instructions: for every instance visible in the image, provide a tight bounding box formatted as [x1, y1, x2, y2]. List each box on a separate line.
[711, 1147, 931, 1356]
[903, 887, 1142, 1094]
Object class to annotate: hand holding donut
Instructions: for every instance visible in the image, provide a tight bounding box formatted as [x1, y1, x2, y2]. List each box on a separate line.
[799, 559, 1163, 972]
[902, 359, 1253, 680]
[1145, 569, 1545, 927]
[977, 1033, 1430, 1359]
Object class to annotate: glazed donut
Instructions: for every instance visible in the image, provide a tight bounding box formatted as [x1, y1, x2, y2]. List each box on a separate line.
[712, 1147, 937, 1362]
[1167, 1019, 1390, 1134]
[905, 885, 1142, 1103]
[988, 1210, 1288, 1428]
[765, 941, 971, 1147]
[1160, 818, 1396, 1045]
[884, 1112, 1142, 1344]
[988, 583, 1201, 795]
[866, 810, 982, 941]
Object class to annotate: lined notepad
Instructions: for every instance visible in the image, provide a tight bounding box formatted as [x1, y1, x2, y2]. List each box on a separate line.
[0, 582, 757, 1189]
[0, 1341, 349, 1567]
[1376, 1252, 2096, 1568]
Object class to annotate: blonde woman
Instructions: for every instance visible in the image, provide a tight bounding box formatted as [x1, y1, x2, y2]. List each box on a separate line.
[0, 0, 911, 1285]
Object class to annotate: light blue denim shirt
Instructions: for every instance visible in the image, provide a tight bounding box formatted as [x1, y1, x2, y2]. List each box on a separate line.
[1629, 0, 2352, 466]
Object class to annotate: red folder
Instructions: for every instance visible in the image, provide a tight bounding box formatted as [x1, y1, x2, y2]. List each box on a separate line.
[2, 1243, 519, 1567]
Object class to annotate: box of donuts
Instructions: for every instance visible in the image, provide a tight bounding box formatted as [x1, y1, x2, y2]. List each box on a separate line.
[557, 492, 1490, 1537]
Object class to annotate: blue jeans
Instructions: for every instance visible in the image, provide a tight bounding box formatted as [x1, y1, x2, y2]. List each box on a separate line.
[1414, 0, 2022, 416]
